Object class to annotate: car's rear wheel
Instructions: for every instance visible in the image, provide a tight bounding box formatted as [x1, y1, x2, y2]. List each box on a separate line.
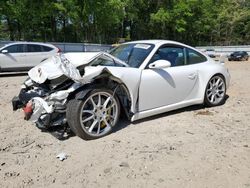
[204, 75, 226, 107]
[66, 89, 120, 140]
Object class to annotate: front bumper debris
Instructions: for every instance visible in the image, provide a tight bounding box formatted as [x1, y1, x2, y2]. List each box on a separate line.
[12, 96, 24, 111]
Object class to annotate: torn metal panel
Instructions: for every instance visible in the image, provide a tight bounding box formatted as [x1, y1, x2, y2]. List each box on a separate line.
[28, 53, 141, 113]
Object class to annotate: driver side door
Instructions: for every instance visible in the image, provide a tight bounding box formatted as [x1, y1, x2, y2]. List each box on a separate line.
[139, 45, 198, 111]
[0, 44, 26, 71]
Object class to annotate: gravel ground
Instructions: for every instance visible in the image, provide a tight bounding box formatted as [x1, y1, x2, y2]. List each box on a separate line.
[0, 60, 249, 188]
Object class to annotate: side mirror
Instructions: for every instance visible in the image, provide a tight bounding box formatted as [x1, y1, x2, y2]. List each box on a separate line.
[1, 49, 8, 54]
[148, 60, 171, 69]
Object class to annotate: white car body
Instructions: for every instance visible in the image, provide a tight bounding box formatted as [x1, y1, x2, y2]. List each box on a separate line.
[26, 40, 230, 122]
[0, 42, 59, 72]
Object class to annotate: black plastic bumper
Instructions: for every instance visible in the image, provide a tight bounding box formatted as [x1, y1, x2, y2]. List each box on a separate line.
[12, 96, 24, 111]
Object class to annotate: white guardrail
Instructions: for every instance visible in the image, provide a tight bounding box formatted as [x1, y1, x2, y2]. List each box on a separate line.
[0, 41, 249, 55]
[196, 45, 250, 56]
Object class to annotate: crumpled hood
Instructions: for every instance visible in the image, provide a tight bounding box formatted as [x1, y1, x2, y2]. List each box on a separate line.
[28, 52, 141, 114]
[28, 52, 99, 84]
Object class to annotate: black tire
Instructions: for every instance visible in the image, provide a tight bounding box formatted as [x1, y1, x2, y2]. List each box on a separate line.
[204, 75, 226, 107]
[66, 88, 120, 140]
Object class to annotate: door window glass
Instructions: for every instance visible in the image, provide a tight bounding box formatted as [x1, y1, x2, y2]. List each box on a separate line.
[4, 44, 24, 53]
[150, 46, 185, 67]
[186, 48, 207, 64]
[27, 44, 42, 52]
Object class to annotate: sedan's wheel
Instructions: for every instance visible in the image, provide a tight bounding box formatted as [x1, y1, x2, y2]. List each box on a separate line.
[204, 75, 226, 107]
[67, 89, 120, 140]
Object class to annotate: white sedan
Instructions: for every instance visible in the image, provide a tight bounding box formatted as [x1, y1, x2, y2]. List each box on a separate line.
[0, 42, 60, 72]
[12, 40, 230, 140]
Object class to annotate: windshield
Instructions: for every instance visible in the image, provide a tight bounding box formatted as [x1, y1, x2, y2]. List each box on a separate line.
[232, 52, 243, 55]
[109, 43, 154, 68]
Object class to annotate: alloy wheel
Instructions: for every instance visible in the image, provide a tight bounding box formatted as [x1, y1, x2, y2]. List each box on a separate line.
[206, 75, 226, 105]
[79, 91, 119, 136]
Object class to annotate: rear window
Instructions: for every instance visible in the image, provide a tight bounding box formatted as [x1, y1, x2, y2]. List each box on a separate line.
[27, 44, 42, 52]
[42, 45, 53, 52]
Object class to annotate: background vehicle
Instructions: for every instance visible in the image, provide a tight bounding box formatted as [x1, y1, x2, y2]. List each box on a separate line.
[12, 40, 230, 140]
[0, 42, 61, 72]
[228, 51, 249, 61]
[205, 49, 216, 58]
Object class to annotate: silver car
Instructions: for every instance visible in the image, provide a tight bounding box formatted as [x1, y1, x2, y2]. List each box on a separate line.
[0, 42, 60, 72]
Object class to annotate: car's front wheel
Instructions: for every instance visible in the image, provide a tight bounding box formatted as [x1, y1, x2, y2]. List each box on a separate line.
[204, 75, 226, 107]
[66, 89, 120, 140]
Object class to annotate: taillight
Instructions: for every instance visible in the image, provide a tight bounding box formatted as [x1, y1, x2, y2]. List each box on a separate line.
[57, 47, 62, 53]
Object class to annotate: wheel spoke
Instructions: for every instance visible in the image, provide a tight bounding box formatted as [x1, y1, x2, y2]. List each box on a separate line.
[212, 79, 216, 85]
[106, 103, 115, 111]
[211, 94, 215, 102]
[103, 118, 111, 128]
[216, 92, 224, 98]
[207, 91, 213, 97]
[215, 78, 220, 86]
[83, 110, 94, 115]
[103, 97, 111, 108]
[82, 115, 94, 123]
[97, 94, 101, 107]
[97, 121, 101, 134]
[88, 120, 98, 133]
[218, 88, 225, 92]
[90, 97, 97, 108]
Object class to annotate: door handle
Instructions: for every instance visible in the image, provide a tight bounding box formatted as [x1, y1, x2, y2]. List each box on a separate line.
[188, 73, 197, 80]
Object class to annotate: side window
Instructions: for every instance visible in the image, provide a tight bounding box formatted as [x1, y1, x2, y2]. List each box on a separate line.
[150, 46, 185, 67]
[42, 46, 53, 52]
[27, 44, 42, 52]
[186, 48, 207, 65]
[4, 44, 24, 53]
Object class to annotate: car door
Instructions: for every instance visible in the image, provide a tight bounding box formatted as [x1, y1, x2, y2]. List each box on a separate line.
[138, 45, 199, 111]
[0, 44, 26, 71]
[26, 44, 52, 67]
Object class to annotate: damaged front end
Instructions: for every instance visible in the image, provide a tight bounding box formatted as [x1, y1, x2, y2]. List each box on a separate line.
[12, 53, 94, 138]
[12, 76, 81, 139]
[12, 52, 137, 139]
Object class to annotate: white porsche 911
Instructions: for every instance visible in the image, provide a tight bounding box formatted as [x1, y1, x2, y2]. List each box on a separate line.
[12, 40, 230, 140]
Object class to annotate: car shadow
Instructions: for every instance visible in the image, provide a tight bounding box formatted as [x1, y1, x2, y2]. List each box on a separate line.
[112, 94, 229, 133]
[0, 72, 27, 77]
[47, 94, 229, 140]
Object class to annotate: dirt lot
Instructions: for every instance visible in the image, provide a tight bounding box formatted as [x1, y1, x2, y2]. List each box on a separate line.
[0, 61, 249, 188]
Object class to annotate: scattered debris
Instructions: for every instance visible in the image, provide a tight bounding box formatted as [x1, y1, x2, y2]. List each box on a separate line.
[113, 139, 121, 143]
[56, 152, 68, 161]
[22, 141, 35, 148]
[119, 162, 129, 168]
[186, 131, 194, 135]
[4, 172, 20, 177]
[104, 167, 112, 174]
[12, 149, 29, 154]
[195, 110, 213, 116]
[169, 146, 176, 150]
